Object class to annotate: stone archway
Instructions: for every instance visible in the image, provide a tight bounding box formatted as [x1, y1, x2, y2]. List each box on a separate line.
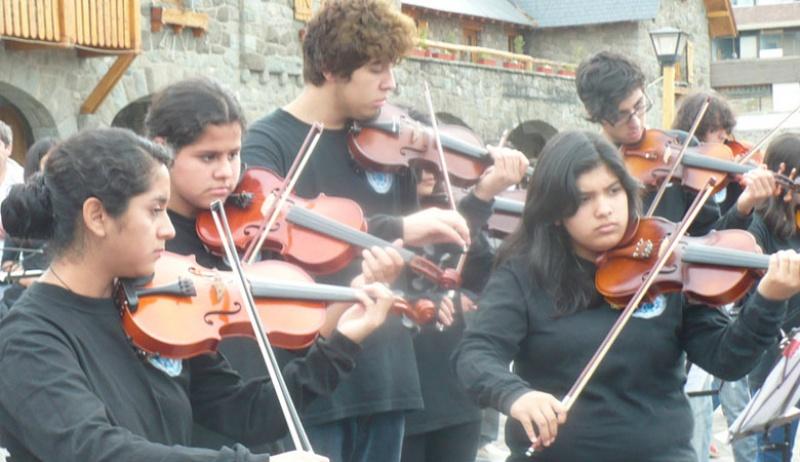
[0, 83, 58, 166]
[111, 95, 153, 136]
[508, 120, 558, 161]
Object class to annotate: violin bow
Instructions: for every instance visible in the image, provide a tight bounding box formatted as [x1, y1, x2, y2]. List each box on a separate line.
[243, 123, 324, 263]
[738, 102, 800, 165]
[527, 180, 718, 457]
[209, 200, 314, 453]
[422, 82, 467, 329]
[645, 97, 711, 217]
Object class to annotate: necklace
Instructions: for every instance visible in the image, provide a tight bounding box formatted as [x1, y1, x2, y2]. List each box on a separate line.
[49, 267, 73, 293]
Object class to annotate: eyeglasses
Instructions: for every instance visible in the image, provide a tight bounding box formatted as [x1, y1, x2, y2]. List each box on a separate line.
[605, 94, 653, 127]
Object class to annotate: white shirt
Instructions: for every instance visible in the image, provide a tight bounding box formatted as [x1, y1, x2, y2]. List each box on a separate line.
[0, 158, 25, 255]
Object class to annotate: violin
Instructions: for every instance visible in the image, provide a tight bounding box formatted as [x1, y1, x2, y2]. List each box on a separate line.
[197, 167, 366, 275]
[348, 104, 533, 187]
[422, 186, 524, 239]
[622, 128, 798, 195]
[595, 216, 766, 307]
[726, 138, 765, 165]
[196, 168, 460, 288]
[115, 252, 436, 359]
[488, 189, 524, 238]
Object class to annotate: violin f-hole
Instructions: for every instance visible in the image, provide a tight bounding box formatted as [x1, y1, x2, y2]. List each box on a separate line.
[203, 301, 243, 325]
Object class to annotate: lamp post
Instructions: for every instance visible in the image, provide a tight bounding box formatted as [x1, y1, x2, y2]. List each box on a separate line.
[649, 27, 688, 129]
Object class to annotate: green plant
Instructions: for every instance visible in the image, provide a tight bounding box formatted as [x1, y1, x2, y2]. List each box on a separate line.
[418, 27, 428, 49]
[446, 30, 457, 44]
[513, 35, 525, 55]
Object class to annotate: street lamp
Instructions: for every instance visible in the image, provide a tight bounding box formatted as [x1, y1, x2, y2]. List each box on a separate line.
[649, 27, 688, 128]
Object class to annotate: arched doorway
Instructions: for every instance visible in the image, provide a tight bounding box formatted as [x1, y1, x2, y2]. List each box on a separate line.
[0, 99, 33, 165]
[112, 96, 152, 136]
[0, 82, 59, 167]
[508, 120, 558, 162]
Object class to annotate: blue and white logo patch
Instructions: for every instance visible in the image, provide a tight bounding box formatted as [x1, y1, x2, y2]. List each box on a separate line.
[148, 356, 183, 377]
[714, 189, 727, 204]
[632, 294, 667, 319]
[366, 171, 394, 194]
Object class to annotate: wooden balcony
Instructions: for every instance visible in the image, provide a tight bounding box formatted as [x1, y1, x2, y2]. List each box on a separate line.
[0, 0, 142, 114]
[704, 0, 737, 38]
[409, 39, 577, 78]
[0, 0, 140, 52]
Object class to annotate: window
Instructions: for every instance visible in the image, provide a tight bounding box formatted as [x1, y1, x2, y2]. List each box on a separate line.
[760, 31, 783, 58]
[717, 85, 773, 114]
[675, 41, 694, 85]
[462, 20, 482, 62]
[464, 29, 479, 46]
[713, 37, 738, 61]
[740, 33, 758, 59]
[782, 28, 800, 56]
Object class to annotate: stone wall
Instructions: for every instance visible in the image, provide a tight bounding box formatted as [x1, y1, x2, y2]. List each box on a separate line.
[422, 15, 514, 53]
[0, 0, 581, 160]
[527, 0, 713, 130]
[397, 57, 588, 142]
[0, 0, 713, 159]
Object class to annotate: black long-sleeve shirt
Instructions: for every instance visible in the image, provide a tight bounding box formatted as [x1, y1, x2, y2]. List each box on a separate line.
[0, 282, 360, 461]
[453, 256, 786, 462]
[405, 192, 495, 435]
[746, 213, 800, 390]
[242, 108, 424, 424]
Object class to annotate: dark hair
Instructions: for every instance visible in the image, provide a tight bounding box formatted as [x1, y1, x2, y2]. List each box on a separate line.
[23, 137, 57, 181]
[497, 131, 641, 315]
[758, 133, 800, 240]
[671, 91, 736, 141]
[576, 51, 646, 124]
[302, 0, 416, 85]
[1, 128, 172, 256]
[145, 77, 245, 152]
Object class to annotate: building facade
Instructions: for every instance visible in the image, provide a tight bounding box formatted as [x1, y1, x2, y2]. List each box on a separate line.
[711, 0, 800, 138]
[0, 0, 724, 164]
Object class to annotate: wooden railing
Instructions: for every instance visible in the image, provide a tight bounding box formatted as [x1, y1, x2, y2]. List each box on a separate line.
[0, 0, 140, 52]
[410, 39, 577, 77]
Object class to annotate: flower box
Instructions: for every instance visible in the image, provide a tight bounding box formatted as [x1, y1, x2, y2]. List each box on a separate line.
[432, 51, 457, 61]
[503, 61, 526, 70]
[409, 48, 432, 58]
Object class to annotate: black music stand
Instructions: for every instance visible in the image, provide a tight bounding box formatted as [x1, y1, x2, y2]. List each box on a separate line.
[729, 333, 800, 462]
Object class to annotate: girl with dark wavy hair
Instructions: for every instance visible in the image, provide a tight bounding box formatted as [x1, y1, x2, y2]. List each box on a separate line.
[0, 127, 398, 462]
[454, 130, 800, 462]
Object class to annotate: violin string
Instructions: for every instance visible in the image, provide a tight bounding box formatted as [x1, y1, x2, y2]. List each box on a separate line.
[645, 98, 711, 217]
[244, 124, 323, 264]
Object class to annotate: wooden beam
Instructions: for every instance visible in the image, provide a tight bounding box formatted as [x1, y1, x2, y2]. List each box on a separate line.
[150, 5, 208, 35]
[80, 52, 136, 114]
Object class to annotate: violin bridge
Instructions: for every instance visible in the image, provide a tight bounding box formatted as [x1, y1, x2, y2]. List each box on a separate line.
[632, 238, 654, 259]
[662, 145, 673, 162]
